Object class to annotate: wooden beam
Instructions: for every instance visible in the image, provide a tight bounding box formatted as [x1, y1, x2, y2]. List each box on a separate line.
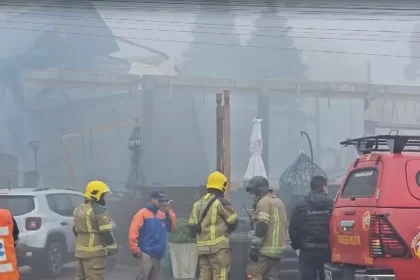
[143, 75, 420, 100]
[24, 70, 420, 101]
[23, 69, 141, 90]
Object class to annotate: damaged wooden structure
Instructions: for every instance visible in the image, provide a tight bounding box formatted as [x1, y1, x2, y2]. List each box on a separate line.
[19, 69, 420, 190]
[141, 75, 420, 180]
[23, 68, 142, 92]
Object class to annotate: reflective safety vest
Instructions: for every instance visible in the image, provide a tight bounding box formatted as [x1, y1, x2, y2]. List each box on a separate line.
[73, 202, 117, 258]
[188, 193, 238, 250]
[0, 209, 19, 280]
[254, 194, 288, 259]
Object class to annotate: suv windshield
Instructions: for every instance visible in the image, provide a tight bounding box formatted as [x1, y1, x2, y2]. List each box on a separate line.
[341, 169, 378, 198]
[0, 195, 35, 216]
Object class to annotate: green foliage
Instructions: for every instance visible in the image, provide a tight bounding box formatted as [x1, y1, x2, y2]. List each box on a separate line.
[162, 242, 172, 279]
[245, 5, 307, 81]
[180, 1, 243, 79]
[169, 218, 196, 244]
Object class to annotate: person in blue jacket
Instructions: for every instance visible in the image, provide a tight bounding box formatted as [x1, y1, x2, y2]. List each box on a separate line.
[129, 190, 177, 280]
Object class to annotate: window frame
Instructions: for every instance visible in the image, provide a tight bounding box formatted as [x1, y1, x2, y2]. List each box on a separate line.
[0, 195, 36, 216]
[340, 167, 379, 199]
[68, 193, 85, 209]
[46, 193, 74, 217]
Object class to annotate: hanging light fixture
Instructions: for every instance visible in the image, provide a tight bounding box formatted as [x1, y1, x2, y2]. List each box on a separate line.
[128, 119, 141, 149]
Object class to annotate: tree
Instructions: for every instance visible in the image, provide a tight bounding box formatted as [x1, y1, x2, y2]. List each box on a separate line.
[245, 2, 310, 171]
[244, 2, 308, 80]
[181, 0, 244, 79]
[27, 2, 120, 70]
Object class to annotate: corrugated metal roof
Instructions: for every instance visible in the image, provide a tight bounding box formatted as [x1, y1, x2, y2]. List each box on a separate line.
[366, 100, 420, 124]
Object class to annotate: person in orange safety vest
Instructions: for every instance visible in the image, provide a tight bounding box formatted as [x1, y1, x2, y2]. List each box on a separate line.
[0, 208, 20, 280]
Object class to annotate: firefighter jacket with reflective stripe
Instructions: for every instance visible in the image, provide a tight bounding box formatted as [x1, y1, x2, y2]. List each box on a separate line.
[188, 193, 238, 250]
[0, 209, 19, 280]
[129, 205, 177, 259]
[253, 194, 288, 259]
[73, 202, 117, 258]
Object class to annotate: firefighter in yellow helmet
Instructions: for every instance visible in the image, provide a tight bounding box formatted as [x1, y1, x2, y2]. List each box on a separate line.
[188, 171, 239, 280]
[73, 180, 118, 280]
[245, 176, 288, 280]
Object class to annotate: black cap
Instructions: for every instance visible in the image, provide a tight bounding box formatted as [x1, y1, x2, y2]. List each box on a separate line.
[150, 190, 166, 201]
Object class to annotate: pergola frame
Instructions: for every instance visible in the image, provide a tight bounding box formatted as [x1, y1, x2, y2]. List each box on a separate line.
[19, 70, 420, 189]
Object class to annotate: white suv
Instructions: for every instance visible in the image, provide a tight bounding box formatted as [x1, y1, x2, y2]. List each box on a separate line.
[0, 187, 117, 277]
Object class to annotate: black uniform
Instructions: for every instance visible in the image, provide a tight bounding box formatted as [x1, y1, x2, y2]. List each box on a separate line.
[288, 188, 334, 280]
[12, 217, 19, 246]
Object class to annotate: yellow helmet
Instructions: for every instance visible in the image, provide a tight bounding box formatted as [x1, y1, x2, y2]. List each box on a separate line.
[84, 180, 111, 201]
[206, 171, 228, 192]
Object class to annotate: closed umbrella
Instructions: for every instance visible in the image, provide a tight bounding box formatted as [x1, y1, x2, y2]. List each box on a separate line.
[244, 119, 267, 181]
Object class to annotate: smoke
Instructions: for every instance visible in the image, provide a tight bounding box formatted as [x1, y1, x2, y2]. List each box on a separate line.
[0, 84, 33, 176]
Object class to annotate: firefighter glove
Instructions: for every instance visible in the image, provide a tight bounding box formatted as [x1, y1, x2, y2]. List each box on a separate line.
[106, 244, 118, 258]
[133, 251, 142, 258]
[249, 248, 259, 263]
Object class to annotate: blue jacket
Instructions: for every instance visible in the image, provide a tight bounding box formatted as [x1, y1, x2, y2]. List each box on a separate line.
[129, 204, 177, 259]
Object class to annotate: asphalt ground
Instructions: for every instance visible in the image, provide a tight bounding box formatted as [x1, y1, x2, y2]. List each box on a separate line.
[20, 263, 138, 280]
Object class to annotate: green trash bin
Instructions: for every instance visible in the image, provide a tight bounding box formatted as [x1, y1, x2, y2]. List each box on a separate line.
[230, 235, 252, 280]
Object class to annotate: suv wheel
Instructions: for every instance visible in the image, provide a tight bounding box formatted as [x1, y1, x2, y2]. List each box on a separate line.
[43, 241, 64, 277]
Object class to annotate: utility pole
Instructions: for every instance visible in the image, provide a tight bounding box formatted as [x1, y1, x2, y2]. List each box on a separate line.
[223, 90, 231, 200]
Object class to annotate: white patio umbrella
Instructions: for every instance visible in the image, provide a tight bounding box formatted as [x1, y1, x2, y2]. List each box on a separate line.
[244, 119, 268, 181]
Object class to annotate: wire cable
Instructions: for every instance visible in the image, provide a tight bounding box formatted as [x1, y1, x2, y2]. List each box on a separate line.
[0, 9, 419, 37]
[0, 24, 417, 58]
[0, 2, 419, 21]
[3, 0, 420, 13]
[5, 0, 415, 9]
[1, 18, 420, 44]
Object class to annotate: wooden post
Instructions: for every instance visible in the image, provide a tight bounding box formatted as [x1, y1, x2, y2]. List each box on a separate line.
[315, 98, 321, 163]
[141, 76, 156, 188]
[257, 82, 269, 177]
[364, 60, 372, 136]
[223, 90, 231, 200]
[61, 137, 78, 189]
[216, 93, 223, 172]
[364, 120, 376, 135]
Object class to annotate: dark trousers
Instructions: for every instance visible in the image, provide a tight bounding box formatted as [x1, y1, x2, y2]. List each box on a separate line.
[298, 250, 329, 280]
